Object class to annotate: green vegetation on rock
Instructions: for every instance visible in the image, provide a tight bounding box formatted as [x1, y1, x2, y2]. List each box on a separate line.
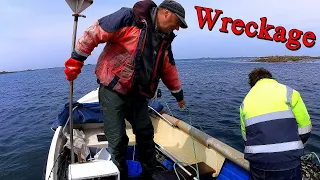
[251, 56, 320, 62]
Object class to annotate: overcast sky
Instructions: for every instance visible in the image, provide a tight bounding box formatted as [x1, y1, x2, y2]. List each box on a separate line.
[1, 0, 319, 71]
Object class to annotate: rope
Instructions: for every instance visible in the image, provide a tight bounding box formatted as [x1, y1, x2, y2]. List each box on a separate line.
[301, 152, 320, 180]
[174, 161, 199, 180]
[160, 95, 205, 132]
[47, 152, 64, 180]
[179, 105, 200, 180]
[153, 88, 200, 179]
[161, 98, 200, 179]
[177, 168, 187, 180]
[177, 104, 205, 132]
[310, 152, 320, 164]
[62, 105, 78, 133]
[302, 152, 320, 165]
[161, 98, 174, 117]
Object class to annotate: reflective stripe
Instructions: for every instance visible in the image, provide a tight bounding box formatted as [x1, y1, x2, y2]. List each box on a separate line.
[298, 124, 312, 135]
[240, 103, 246, 121]
[245, 110, 294, 127]
[303, 142, 307, 148]
[75, 48, 89, 57]
[242, 134, 247, 141]
[244, 141, 304, 153]
[241, 103, 247, 141]
[286, 86, 293, 107]
[171, 88, 181, 93]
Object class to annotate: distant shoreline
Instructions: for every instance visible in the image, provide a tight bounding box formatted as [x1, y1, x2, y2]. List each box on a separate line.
[0, 71, 15, 74]
[0, 68, 56, 75]
[0, 69, 38, 75]
[0, 64, 94, 75]
[249, 56, 320, 63]
[1, 56, 320, 74]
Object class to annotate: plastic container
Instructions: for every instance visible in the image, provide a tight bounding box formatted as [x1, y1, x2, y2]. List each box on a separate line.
[126, 160, 142, 178]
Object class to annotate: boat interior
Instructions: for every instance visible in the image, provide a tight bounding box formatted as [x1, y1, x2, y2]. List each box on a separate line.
[55, 113, 226, 180]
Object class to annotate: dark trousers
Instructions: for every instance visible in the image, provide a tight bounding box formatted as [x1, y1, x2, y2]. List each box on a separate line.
[250, 164, 302, 180]
[98, 85, 157, 180]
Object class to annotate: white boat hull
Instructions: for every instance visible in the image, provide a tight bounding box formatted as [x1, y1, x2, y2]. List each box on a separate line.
[45, 88, 250, 180]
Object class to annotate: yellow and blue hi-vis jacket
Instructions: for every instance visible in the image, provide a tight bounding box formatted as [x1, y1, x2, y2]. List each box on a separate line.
[240, 78, 312, 170]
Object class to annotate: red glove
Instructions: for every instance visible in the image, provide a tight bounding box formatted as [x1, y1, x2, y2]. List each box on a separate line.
[64, 58, 84, 81]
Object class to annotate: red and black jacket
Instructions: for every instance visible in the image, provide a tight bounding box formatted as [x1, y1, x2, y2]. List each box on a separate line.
[72, 0, 184, 102]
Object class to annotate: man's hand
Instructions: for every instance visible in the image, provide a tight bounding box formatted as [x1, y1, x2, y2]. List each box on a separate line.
[178, 99, 186, 109]
[64, 58, 84, 81]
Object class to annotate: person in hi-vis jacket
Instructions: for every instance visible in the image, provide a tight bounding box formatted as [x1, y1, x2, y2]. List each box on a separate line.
[240, 67, 312, 180]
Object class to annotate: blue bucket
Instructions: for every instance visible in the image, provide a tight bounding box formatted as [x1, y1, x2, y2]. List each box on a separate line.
[126, 160, 142, 178]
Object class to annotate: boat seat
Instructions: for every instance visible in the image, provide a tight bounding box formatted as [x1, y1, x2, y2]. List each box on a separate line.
[153, 124, 202, 165]
[84, 120, 136, 148]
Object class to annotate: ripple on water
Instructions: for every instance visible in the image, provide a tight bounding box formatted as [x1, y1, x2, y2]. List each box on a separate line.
[1, 59, 320, 179]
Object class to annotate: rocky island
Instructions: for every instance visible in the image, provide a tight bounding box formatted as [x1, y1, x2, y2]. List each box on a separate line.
[0, 69, 36, 75]
[250, 56, 320, 63]
[0, 71, 14, 74]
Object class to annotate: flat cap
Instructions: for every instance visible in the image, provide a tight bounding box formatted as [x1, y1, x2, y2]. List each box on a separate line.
[159, 0, 188, 28]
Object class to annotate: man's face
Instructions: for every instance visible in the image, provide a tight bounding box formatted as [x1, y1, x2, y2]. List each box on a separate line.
[157, 9, 180, 34]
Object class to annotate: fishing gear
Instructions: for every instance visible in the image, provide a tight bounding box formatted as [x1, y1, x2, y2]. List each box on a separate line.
[177, 105, 200, 180]
[301, 152, 320, 180]
[65, 0, 93, 164]
[149, 88, 200, 180]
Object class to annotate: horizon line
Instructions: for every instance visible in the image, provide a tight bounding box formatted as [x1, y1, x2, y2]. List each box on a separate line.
[1, 55, 319, 73]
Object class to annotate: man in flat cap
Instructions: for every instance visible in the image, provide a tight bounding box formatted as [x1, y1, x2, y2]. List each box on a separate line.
[64, 0, 188, 179]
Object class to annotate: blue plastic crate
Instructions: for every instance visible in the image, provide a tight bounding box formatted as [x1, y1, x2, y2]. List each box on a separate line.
[217, 160, 249, 180]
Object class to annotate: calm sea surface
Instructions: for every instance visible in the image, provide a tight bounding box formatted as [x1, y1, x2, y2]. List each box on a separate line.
[0, 58, 319, 180]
